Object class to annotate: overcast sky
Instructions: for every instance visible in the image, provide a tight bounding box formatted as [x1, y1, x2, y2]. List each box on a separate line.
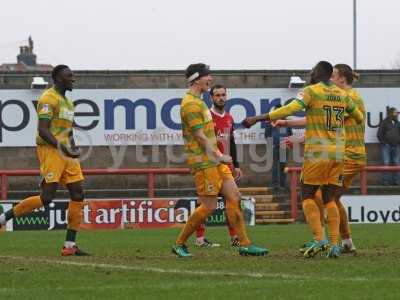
[1, 0, 399, 70]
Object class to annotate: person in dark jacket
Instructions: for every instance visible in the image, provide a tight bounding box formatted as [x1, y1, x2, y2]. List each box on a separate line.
[265, 105, 293, 190]
[377, 107, 400, 185]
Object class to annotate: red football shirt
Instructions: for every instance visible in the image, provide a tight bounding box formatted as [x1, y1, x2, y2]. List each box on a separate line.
[211, 108, 235, 170]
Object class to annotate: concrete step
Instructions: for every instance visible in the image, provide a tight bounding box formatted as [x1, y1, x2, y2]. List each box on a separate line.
[268, 202, 302, 210]
[252, 195, 274, 203]
[256, 218, 295, 225]
[271, 194, 291, 202]
[256, 211, 291, 219]
[255, 203, 280, 210]
[239, 187, 271, 195]
[251, 194, 294, 204]
[256, 210, 286, 216]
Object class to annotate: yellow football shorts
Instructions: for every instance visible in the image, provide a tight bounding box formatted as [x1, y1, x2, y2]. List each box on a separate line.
[343, 161, 364, 189]
[193, 164, 234, 196]
[37, 145, 84, 186]
[301, 160, 344, 186]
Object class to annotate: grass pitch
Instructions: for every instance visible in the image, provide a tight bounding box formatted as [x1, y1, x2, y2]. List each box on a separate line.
[0, 224, 399, 300]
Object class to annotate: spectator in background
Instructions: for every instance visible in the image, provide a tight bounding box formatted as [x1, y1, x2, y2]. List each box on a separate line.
[265, 105, 292, 191]
[377, 107, 400, 185]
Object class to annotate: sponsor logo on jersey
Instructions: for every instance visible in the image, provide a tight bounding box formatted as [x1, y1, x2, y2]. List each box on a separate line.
[296, 91, 304, 100]
[59, 107, 74, 122]
[40, 104, 50, 114]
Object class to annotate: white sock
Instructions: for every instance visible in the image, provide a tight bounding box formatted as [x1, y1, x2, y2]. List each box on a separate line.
[196, 237, 204, 242]
[0, 214, 6, 225]
[64, 241, 76, 248]
[342, 238, 353, 246]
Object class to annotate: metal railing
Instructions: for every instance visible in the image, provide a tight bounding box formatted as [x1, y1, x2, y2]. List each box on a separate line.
[0, 168, 191, 200]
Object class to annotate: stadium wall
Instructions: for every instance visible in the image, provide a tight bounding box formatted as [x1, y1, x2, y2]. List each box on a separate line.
[0, 69, 399, 197]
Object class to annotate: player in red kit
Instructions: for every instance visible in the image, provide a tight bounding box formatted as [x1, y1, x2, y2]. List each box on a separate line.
[195, 84, 242, 248]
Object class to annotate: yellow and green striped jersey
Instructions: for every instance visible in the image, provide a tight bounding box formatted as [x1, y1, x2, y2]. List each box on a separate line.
[180, 92, 219, 171]
[344, 88, 366, 165]
[36, 87, 74, 146]
[296, 82, 358, 162]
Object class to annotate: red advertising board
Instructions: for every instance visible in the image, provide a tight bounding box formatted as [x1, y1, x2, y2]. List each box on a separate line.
[1, 198, 255, 231]
[81, 199, 196, 230]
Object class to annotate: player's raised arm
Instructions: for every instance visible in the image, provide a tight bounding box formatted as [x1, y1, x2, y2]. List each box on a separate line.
[272, 117, 306, 128]
[241, 100, 305, 128]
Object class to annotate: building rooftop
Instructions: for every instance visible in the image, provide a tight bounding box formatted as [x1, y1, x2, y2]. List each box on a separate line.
[0, 36, 52, 72]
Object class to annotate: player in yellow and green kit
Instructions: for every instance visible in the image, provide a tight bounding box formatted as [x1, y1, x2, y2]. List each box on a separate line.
[273, 64, 365, 254]
[0, 65, 89, 256]
[172, 63, 268, 257]
[242, 61, 364, 258]
[331, 64, 366, 253]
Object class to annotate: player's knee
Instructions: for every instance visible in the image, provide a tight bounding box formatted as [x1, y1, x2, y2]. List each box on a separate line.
[324, 197, 335, 204]
[201, 202, 216, 212]
[224, 186, 241, 202]
[334, 189, 344, 201]
[70, 189, 84, 202]
[301, 184, 319, 200]
[40, 192, 55, 206]
[68, 183, 84, 201]
[199, 196, 217, 211]
[203, 201, 217, 212]
[324, 184, 340, 203]
[226, 201, 239, 210]
[233, 190, 241, 201]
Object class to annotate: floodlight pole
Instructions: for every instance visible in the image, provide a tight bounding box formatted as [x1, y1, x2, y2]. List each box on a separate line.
[353, 0, 357, 70]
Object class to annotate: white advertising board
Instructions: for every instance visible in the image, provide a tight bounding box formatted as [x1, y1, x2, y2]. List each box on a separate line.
[341, 195, 400, 224]
[0, 88, 397, 146]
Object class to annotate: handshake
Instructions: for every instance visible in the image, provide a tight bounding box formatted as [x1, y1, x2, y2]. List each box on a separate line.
[241, 116, 261, 129]
[241, 116, 286, 129]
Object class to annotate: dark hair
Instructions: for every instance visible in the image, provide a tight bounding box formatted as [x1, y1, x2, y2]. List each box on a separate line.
[388, 107, 398, 116]
[210, 84, 226, 96]
[51, 65, 70, 82]
[334, 64, 359, 85]
[315, 61, 333, 80]
[185, 63, 210, 83]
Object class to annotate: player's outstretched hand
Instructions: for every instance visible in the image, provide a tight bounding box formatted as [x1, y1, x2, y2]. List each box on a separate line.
[241, 116, 258, 128]
[272, 119, 286, 128]
[60, 144, 81, 158]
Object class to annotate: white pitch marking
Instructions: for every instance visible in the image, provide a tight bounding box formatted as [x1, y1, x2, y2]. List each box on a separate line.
[0, 255, 303, 280]
[1, 255, 399, 283]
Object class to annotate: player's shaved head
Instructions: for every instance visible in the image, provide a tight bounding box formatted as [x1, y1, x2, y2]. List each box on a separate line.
[51, 65, 70, 82]
[310, 61, 333, 84]
[51, 64, 74, 92]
